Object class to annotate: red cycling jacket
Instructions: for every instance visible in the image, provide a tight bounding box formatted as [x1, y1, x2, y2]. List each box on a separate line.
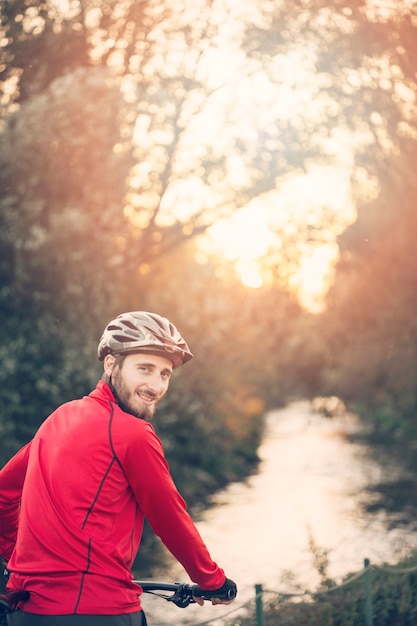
[0, 381, 225, 614]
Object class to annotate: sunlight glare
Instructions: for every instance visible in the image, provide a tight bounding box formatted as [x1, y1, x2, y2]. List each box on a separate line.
[237, 263, 264, 288]
[206, 164, 359, 309]
[208, 206, 275, 262]
[289, 244, 340, 313]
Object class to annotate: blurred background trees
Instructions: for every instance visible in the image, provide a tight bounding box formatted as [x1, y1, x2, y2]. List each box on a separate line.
[316, 136, 417, 435]
[240, 0, 417, 436]
[0, 0, 416, 497]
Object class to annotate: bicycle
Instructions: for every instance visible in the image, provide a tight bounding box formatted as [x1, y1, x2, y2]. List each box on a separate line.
[0, 580, 236, 624]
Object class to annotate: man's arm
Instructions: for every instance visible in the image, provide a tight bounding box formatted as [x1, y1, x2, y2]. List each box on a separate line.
[124, 424, 231, 591]
[0, 443, 31, 561]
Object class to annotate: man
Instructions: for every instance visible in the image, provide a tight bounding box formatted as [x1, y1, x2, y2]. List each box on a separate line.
[0, 312, 237, 625]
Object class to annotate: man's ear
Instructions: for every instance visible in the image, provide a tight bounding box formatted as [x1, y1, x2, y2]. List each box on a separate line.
[103, 354, 117, 377]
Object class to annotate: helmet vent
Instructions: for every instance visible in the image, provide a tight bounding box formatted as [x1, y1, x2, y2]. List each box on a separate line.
[121, 320, 138, 330]
[113, 332, 139, 343]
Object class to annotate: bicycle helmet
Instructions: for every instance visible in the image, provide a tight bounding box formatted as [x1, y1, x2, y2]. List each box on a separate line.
[98, 311, 193, 368]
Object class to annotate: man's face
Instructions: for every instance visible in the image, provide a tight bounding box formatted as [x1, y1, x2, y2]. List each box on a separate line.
[104, 353, 173, 420]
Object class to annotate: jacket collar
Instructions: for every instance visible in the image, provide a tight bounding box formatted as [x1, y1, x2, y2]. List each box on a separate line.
[89, 379, 117, 405]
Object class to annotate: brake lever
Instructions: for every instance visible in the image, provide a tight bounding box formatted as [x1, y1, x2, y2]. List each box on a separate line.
[168, 584, 194, 608]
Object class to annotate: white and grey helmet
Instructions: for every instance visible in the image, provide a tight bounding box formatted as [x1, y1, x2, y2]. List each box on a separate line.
[98, 311, 193, 368]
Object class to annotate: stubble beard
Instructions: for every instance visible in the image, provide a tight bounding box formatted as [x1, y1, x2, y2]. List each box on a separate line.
[111, 369, 156, 421]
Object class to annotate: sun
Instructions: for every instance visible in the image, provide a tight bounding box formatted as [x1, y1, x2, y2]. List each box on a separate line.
[208, 206, 275, 266]
[288, 244, 340, 313]
[204, 165, 362, 311]
[237, 263, 264, 289]
[206, 206, 274, 288]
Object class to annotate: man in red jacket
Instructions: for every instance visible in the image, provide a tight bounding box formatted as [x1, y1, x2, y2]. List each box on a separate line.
[0, 312, 237, 625]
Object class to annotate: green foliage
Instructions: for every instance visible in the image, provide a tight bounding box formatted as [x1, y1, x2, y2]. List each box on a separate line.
[0, 308, 101, 464]
[0, 63, 132, 463]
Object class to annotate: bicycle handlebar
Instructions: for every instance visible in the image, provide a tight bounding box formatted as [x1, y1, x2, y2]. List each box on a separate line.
[134, 580, 237, 608]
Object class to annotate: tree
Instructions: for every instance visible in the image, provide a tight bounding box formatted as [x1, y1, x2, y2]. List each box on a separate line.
[230, 0, 417, 434]
[317, 136, 417, 434]
[2, 0, 416, 459]
[241, 1, 414, 244]
[0, 0, 330, 458]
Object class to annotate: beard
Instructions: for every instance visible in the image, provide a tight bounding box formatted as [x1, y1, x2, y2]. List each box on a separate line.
[110, 368, 157, 421]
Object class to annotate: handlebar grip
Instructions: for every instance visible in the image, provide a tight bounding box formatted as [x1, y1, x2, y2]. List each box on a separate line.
[193, 578, 237, 601]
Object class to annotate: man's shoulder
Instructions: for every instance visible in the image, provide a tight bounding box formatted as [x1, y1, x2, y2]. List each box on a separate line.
[112, 405, 156, 434]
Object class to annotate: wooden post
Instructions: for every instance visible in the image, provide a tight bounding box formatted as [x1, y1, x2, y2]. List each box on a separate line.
[364, 558, 374, 626]
[255, 583, 264, 626]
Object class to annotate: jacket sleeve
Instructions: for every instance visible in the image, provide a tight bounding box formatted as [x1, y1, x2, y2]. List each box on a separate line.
[123, 424, 226, 590]
[0, 443, 31, 561]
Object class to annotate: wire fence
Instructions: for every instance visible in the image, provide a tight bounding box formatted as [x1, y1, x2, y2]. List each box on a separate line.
[185, 557, 417, 626]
